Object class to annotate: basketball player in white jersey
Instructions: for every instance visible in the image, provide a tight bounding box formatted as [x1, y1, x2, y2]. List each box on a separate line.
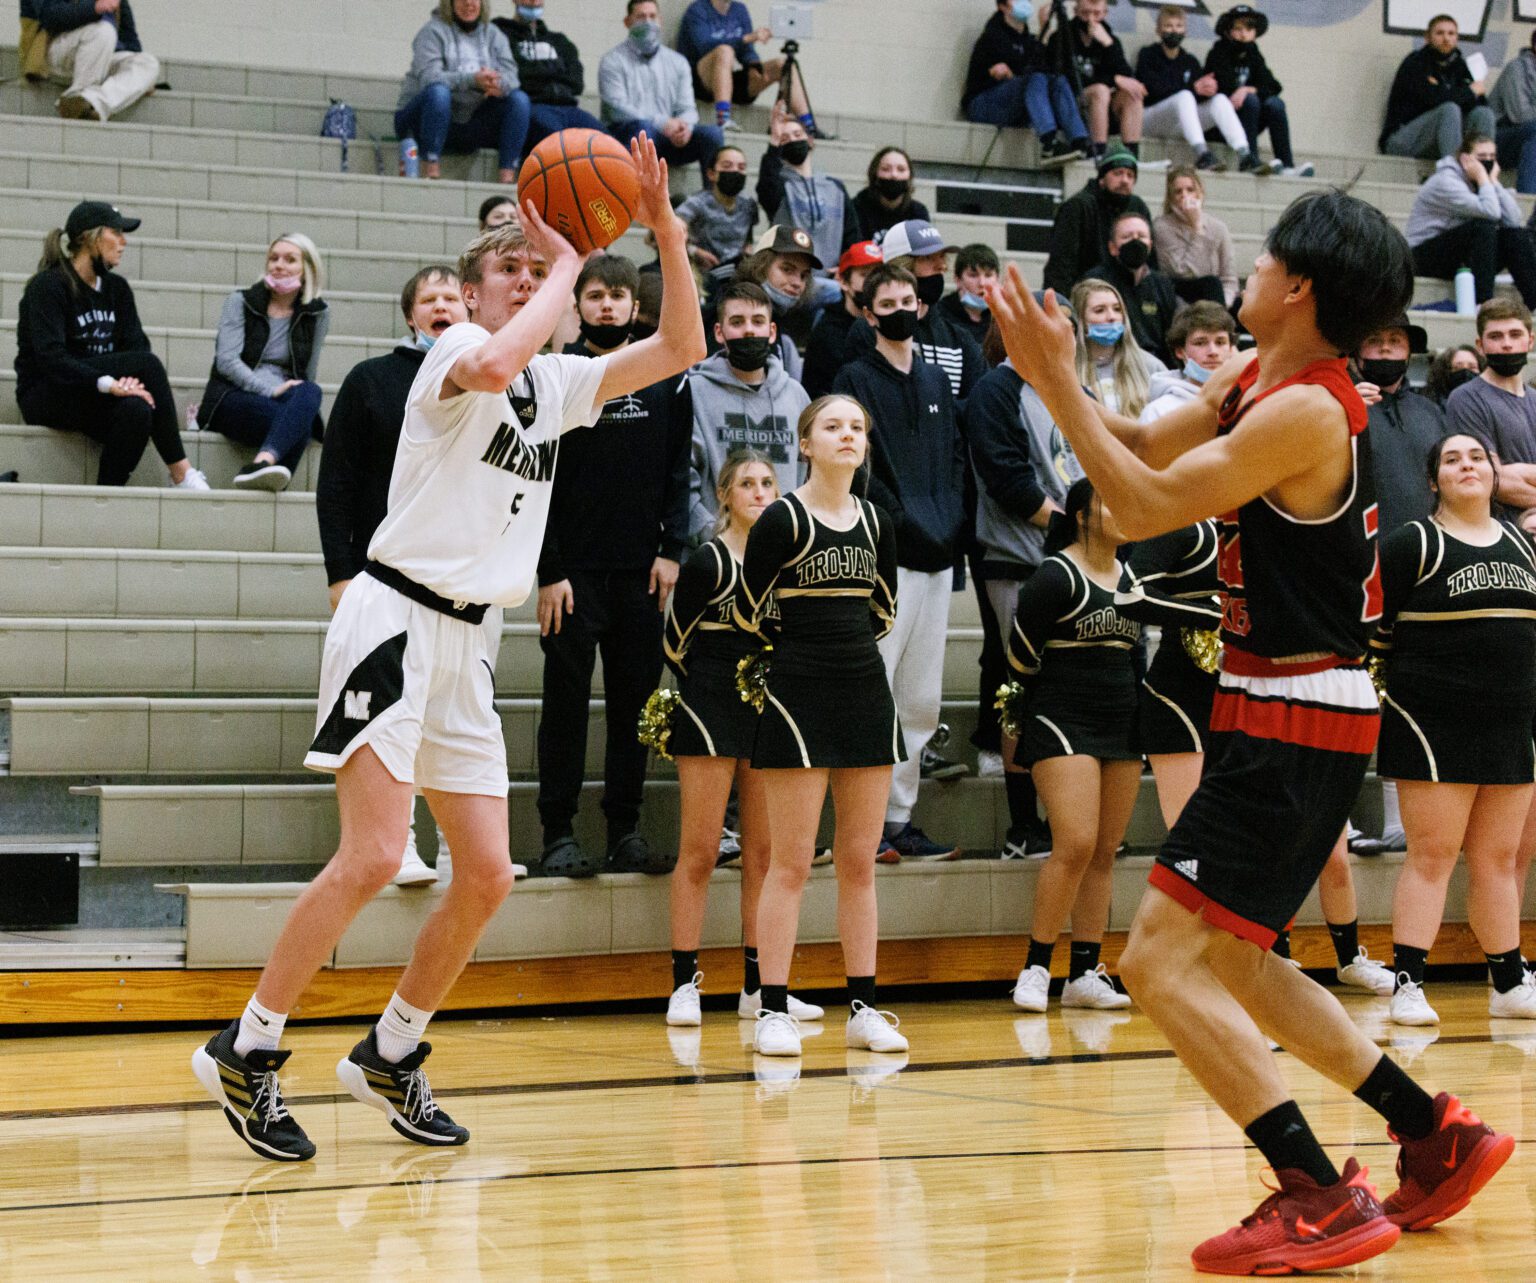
[192, 136, 707, 1162]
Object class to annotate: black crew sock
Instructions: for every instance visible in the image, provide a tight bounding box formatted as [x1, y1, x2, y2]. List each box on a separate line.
[1069, 940, 1102, 978]
[1244, 1100, 1340, 1187]
[1486, 948, 1525, 994]
[1026, 937, 1055, 973]
[743, 947, 761, 994]
[1393, 942, 1428, 988]
[1354, 1053, 1436, 1140]
[1271, 929, 1292, 960]
[671, 949, 699, 992]
[1004, 772, 1038, 835]
[761, 983, 788, 1014]
[1327, 918, 1359, 970]
[847, 975, 877, 1012]
[1126, 141, 1140, 159]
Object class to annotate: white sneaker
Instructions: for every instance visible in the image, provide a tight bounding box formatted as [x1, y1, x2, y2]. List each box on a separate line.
[393, 828, 438, 887]
[1390, 975, 1439, 1026]
[1012, 963, 1050, 1012]
[667, 1026, 701, 1069]
[1282, 162, 1315, 178]
[738, 989, 825, 1022]
[172, 466, 211, 491]
[811, 848, 833, 866]
[846, 1000, 908, 1053]
[753, 1009, 802, 1056]
[976, 749, 1005, 779]
[1489, 970, 1536, 1019]
[1060, 963, 1132, 1010]
[717, 827, 741, 866]
[666, 972, 703, 1027]
[1337, 947, 1395, 996]
[1265, 158, 1286, 176]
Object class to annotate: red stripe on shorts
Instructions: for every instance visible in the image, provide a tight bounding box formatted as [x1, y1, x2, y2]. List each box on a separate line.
[1148, 863, 1279, 949]
[1221, 648, 1350, 678]
[1210, 689, 1380, 754]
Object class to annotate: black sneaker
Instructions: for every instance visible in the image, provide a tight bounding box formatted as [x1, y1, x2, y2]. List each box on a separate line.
[1238, 150, 1261, 173]
[919, 745, 971, 781]
[541, 834, 602, 878]
[608, 831, 676, 875]
[1001, 823, 1052, 860]
[231, 460, 292, 492]
[336, 1029, 469, 1147]
[888, 822, 961, 862]
[1195, 149, 1223, 172]
[191, 1019, 315, 1162]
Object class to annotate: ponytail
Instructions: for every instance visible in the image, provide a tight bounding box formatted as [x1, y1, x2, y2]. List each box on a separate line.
[1044, 477, 1096, 555]
[36, 226, 94, 298]
[37, 228, 68, 273]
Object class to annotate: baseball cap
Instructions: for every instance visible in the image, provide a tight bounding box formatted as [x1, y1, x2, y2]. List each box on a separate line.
[65, 200, 141, 239]
[751, 224, 822, 269]
[1097, 148, 1138, 177]
[838, 241, 883, 275]
[1373, 310, 1428, 356]
[876, 219, 952, 262]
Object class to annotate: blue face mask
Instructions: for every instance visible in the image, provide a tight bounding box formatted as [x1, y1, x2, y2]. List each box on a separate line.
[1183, 356, 1213, 384]
[762, 281, 801, 314]
[959, 290, 988, 312]
[1087, 322, 1125, 347]
[628, 20, 661, 55]
[415, 331, 437, 351]
[516, 4, 543, 19]
[1010, 0, 1033, 20]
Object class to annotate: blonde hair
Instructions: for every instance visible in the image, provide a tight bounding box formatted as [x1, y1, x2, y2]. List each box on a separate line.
[1071, 278, 1152, 418]
[458, 220, 531, 286]
[269, 233, 325, 303]
[713, 448, 779, 536]
[37, 225, 113, 297]
[1162, 164, 1205, 215]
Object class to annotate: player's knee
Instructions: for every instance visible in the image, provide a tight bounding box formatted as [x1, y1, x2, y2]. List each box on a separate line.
[333, 840, 403, 895]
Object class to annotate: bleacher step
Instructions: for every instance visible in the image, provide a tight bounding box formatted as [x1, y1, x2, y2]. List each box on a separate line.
[0, 926, 183, 970]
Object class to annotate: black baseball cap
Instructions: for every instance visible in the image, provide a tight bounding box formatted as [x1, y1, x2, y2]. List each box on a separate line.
[1216, 5, 1268, 38]
[65, 200, 141, 239]
[751, 224, 823, 270]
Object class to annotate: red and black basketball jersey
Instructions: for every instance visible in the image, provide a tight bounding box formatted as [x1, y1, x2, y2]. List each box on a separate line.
[1214, 357, 1381, 671]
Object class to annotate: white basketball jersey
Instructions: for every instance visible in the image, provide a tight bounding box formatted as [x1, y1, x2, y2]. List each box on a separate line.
[366, 322, 609, 607]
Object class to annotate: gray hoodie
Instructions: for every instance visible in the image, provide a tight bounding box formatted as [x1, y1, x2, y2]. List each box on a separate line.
[598, 37, 698, 131]
[1405, 154, 1524, 247]
[1491, 48, 1536, 127]
[397, 12, 519, 124]
[685, 349, 809, 539]
[1140, 369, 1201, 422]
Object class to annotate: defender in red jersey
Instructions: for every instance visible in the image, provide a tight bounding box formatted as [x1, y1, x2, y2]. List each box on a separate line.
[988, 189, 1512, 1275]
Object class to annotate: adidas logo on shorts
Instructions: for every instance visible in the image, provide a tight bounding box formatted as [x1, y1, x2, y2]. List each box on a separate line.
[1175, 858, 1199, 881]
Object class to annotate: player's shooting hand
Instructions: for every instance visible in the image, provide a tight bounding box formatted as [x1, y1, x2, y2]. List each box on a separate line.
[519, 199, 580, 269]
[985, 265, 1077, 394]
[538, 580, 575, 635]
[649, 557, 680, 611]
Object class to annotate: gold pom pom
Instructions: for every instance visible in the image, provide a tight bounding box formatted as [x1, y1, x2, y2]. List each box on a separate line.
[1180, 627, 1223, 675]
[735, 645, 772, 714]
[1367, 652, 1387, 699]
[994, 681, 1029, 740]
[637, 688, 682, 761]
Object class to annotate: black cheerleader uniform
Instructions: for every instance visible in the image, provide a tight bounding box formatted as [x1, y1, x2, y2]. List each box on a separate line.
[1372, 518, 1536, 784]
[738, 492, 904, 769]
[1116, 520, 1222, 756]
[1007, 552, 1141, 766]
[662, 538, 761, 759]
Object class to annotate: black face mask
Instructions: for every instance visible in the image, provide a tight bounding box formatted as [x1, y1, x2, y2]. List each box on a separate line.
[715, 170, 746, 198]
[579, 318, 632, 350]
[630, 320, 657, 341]
[725, 334, 772, 372]
[1357, 357, 1408, 389]
[1487, 351, 1530, 378]
[875, 176, 909, 202]
[91, 254, 113, 277]
[454, 16, 479, 32]
[915, 274, 945, 307]
[1117, 239, 1151, 271]
[1446, 366, 1479, 392]
[1160, 31, 1185, 48]
[873, 307, 920, 342]
[779, 139, 812, 166]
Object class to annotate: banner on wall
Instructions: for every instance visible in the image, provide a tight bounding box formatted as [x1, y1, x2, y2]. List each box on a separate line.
[1384, 0, 1491, 38]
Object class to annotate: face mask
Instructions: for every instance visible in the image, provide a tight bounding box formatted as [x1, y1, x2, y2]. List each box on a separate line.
[874, 306, 920, 342]
[1009, 0, 1032, 20]
[1160, 31, 1184, 48]
[959, 290, 988, 312]
[579, 318, 633, 350]
[1487, 351, 1529, 377]
[90, 254, 112, 278]
[779, 139, 812, 166]
[715, 170, 746, 198]
[725, 334, 772, 371]
[627, 20, 661, 55]
[1087, 322, 1125, 346]
[453, 13, 479, 32]
[875, 176, 909, 202]
[1357, 357, 1407, 389]
[915, 274, 945, 308]
[264, 272, 301, 295]
[415, 331, 437, 351]
[1183, 357, 1213, 385]
[1116, 239, 1151, 271]
[1447, 366, 1479, 392]
[515, 4, 543, 19]
[762, 281, 800, 313]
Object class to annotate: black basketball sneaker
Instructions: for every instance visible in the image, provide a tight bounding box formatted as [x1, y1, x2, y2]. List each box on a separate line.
[192, 1020, 315, 1162]
[336, 1030, 469, 1146]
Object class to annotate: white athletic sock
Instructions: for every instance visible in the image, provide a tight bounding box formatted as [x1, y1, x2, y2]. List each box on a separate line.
[233, 996, 286, 1058]
[375, 991, 433, 1064]
[1381, 779, 1403, 838]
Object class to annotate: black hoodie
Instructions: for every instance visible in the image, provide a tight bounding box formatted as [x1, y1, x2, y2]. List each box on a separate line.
[1204, 37, 1281, 99]
[963, 10, 1047, 109]
[1379, 44, 1483, 151]
[493, 15, 585, 105]
[1043, 178, 1153, 297]
[1046, 16, 1134, 89]
[14, 265, 150, 399]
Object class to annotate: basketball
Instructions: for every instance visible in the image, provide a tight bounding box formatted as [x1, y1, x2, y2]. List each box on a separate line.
[517, 128, 640, 255]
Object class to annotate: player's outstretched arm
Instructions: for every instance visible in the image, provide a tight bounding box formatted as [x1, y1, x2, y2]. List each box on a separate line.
[597, 134, 707, 403]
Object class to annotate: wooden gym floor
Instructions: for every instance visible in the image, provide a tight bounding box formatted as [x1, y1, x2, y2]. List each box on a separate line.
[2, 986, 1533, 1281]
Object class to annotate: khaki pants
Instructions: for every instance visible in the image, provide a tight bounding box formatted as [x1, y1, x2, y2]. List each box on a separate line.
[45, 19, 159, 121]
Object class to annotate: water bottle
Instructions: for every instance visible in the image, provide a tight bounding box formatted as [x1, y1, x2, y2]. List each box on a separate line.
[1455, 266, 1476, 317]
[399, 137, 419, 179]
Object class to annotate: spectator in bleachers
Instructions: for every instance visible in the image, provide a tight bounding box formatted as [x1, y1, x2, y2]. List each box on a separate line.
[676, 0, 812, 133]
[493, 1, 605, 150]
[1204, 5, 1311, 176]
[197, 235, 329, 493]
[1380, 14, 1493, 164]
[395, 0, 530, 184]
[16, 201, 208, 489]
[1135, 5, 1250, 173]
[19, 0, 158, 122]
[1047, 0, 1145, 164]
[1426, 342, 1483, 404]
[599, 0, 724, 176]
[686, 280, 809, 539]
[1352, 312, 1442, 538]
[1152, 165, 1237, 307]
[732, 224, 819, 373]
[833, 264, 966, 862]
[1089, 212, 1177, 364]
[937, 242, 1000, 351]
[961, 1, 1087, 167]
[1070, 276, 1164, 418]
[1140, 300, 1235, 421]
[536, 254, 689, 877]
[1405, 132, 1536, 310]
[755, 100, 850, 307]
[803, 240, 881, 399]
[1043, 148, 1150, 297]
[478, 194, 518, 229]
[675, 144, 757, 268]
[851, 147, 931, 242]
[634, 270, 662, 335]
[1490, 29, 1536, 196]
[1447, 298, 1536, 527]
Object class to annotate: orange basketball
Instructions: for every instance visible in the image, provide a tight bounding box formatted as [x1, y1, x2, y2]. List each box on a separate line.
[517, 128, 640, 255]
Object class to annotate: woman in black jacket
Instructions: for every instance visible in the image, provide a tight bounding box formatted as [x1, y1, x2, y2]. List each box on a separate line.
[197, 233, 330, 492]
[851, 147, 931, 241]
[15, 201, 206, 489]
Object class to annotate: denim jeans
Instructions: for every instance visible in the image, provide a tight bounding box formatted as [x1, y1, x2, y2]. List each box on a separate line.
[966, 73, 1087, 141]
[527, 101, 605, 151]
[607, 117, 723, 171]
[1498, 120, 1536, 195]
[214, 381, 324, 473]
[394, 82, 532, 170]
[1235, 93, 1294, 167]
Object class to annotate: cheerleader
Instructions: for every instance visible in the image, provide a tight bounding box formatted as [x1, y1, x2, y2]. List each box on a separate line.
[662, 449, 825, 1028]
[738, 395, 909, 1058]
[1375, 433, 1536, 1025]
[1008, 479, 1141, 1014]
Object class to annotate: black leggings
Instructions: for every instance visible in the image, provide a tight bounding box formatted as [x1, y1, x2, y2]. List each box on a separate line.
[1413, 221, 1536, 309]
[19, 351, 187, 485]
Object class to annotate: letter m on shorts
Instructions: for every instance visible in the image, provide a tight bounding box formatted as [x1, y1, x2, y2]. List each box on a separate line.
[310, 632, 408, 756]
